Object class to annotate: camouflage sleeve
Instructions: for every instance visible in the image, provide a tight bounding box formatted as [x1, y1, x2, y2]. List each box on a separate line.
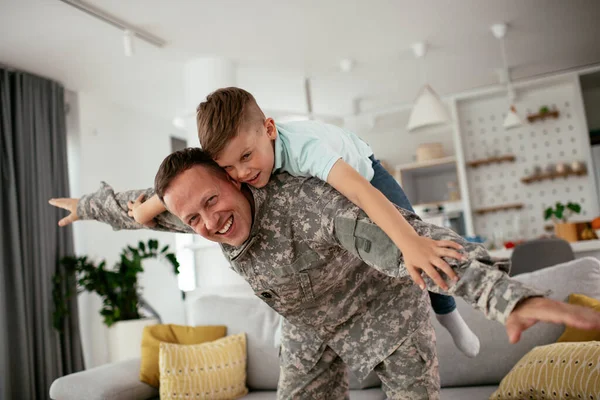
[408, 213, 549, 324]
[319, 192, 548, 324]
[77, 181, 193, 234]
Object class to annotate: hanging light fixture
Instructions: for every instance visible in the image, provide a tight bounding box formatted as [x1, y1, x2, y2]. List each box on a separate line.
[503, 105, 522, 130]
[491, 23, 524, 130]
[407, 42, 450, 132]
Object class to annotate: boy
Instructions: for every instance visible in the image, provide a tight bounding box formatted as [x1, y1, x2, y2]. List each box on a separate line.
[128, 87, 479, 357]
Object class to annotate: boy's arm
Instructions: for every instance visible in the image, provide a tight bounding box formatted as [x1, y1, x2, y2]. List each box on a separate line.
[50, 181, 193, 233]
[327, 159, 464, 290]
[317, 190, 537, 325]
[128, 194, 167, 226]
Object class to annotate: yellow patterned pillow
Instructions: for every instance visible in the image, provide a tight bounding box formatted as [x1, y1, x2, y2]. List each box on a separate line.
[491, 342, 600, 400]
[140, 324, 227, 387]
[557, 294, 600, 342]
[159, 333, 248, 400]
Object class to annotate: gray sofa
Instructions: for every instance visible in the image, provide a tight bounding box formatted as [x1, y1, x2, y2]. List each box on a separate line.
[50, 257, 600, 399]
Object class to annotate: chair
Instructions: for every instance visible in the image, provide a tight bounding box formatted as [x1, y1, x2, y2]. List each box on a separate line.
[509, 238, 575, 276]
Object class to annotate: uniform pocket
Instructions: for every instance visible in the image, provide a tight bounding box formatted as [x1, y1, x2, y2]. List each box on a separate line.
[335, 212, 403, 278]
[274, 251, 319, 303]
[271, 250, 320, 277]
[255, 288, 279, 303]
[412, 333, 434, 371]
[297, 271, 315, 302]
[253, 251, 320, 310]
[411, 329, 440, 399]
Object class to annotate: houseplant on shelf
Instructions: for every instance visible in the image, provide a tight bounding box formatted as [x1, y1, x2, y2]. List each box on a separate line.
[544, 202, 581, 242]
[52, 239, 180, 362]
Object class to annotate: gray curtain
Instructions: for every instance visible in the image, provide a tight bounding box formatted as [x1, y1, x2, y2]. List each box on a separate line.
[0, 68, 84, 399]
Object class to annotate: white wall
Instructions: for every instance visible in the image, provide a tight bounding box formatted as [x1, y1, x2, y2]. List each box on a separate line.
[236, 66, 308, 114]
[235, 65, 372, 118]
[68, 92, 186, 368]
[189, 238, 249, 295]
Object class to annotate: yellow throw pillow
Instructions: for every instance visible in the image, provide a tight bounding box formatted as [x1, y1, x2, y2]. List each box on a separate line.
[557, 293, 600, 342]
[140, 324, 226, 388]
[490, 341, 600, 400]
[159, 333, 248, 400]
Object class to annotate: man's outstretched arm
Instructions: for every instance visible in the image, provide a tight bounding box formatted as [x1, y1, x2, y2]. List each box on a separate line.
[49, 181, 192, 234]
[315, 192, 600, 342]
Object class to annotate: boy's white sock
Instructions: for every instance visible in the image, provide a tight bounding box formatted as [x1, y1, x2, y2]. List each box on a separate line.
[436, 309, 480, 358]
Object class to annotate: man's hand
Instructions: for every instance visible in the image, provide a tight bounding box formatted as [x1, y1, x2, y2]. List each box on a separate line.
[48, 197, 79, 227]
[506, 297, 600, 343]
[402, 235, 466, 291]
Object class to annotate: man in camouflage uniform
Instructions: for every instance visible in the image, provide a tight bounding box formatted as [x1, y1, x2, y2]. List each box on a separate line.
[50, 149, 600, 400]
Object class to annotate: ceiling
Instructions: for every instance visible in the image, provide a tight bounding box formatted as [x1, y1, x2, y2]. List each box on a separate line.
[1, 0, 600, 117]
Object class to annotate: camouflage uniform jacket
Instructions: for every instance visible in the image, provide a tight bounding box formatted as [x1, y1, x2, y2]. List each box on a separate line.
[77, 175, 546, 381]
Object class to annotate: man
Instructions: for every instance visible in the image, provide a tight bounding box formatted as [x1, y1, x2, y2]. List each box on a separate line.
[50, 148, 600, 400]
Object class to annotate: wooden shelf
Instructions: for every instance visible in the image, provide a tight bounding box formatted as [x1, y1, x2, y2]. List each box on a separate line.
[527, 110, 559, 123]
[395, 156, 456, 173]
[467, 155, 516, 168]
[521, 170, 588, 184]
[474, 203, 524, 215]
[413, 200, 463, 210]
[394, 156, 458, 189]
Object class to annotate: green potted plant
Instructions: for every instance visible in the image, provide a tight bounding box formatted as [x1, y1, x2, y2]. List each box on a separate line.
[544, 202, 581, 242]
[53, 239, 180, 361]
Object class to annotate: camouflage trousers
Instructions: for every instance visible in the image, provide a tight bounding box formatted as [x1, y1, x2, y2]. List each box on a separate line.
[276, 326, 440, 400]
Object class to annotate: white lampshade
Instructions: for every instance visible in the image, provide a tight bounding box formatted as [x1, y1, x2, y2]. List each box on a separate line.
[503, 105, 523, 130]
[407, 84, 450, 131]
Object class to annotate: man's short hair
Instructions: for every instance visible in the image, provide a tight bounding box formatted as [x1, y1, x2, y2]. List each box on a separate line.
[154, 147, 226, 202]
[196, 87, 265, 158]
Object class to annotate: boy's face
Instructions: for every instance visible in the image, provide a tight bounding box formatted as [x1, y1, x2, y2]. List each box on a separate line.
[214, 118, 277, 188]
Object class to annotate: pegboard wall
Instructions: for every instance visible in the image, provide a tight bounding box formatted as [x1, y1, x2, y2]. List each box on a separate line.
[458, 80, 598, 242]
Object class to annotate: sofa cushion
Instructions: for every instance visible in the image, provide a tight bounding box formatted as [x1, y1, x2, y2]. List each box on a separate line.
[440, 385, 498, 400]
[433, 257, 600, 387]
[187, 294, 281, 390]
[491, 341, 600, 399]
[140, 324, 227, 388]
[49, 358, 158, 400]
[557, 293, 600, 342]
[159, 333, 248, 400]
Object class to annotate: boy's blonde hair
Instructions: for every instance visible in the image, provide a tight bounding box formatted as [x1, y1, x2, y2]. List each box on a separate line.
[196, 87, 265, 158]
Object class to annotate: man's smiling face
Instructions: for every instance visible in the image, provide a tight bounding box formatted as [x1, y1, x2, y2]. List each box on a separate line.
[163, 165, 253, 247]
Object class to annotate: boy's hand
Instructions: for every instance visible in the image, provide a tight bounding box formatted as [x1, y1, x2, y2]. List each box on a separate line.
[506, 297, 600, 343]
[127, 194, 156, 228]
[48, 198, 80, 227]
[402, 235, 466, 291]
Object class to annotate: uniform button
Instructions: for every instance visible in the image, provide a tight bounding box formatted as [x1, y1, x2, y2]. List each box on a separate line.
[261, 292, 272, 299]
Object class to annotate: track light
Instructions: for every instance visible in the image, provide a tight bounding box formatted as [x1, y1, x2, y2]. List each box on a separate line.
[123, 30, 134, 57]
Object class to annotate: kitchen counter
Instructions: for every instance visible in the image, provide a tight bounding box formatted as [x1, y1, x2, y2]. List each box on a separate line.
[489, 240, 600, 259]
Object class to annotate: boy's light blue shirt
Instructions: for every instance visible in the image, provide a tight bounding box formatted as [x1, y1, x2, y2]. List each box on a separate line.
[273, 120, 375, 182]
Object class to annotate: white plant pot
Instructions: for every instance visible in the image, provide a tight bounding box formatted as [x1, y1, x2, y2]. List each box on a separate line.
[107, 318, 158, 363]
